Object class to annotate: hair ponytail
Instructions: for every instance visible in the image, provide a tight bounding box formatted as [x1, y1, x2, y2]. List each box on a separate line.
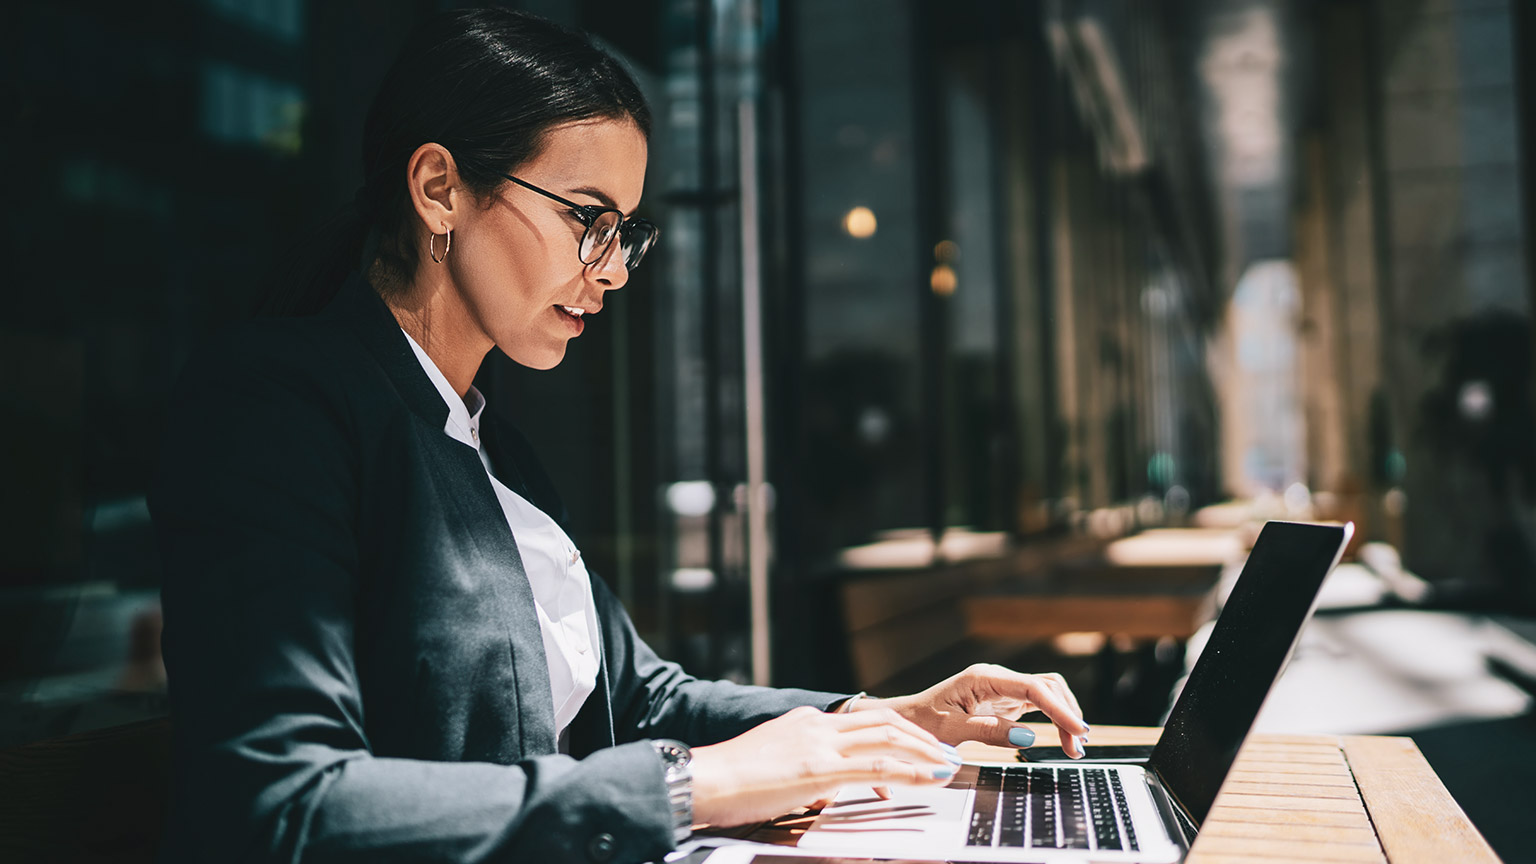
[260, 8, 650, 316]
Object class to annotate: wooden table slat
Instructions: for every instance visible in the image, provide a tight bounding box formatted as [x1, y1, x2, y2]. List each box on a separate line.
[1191, 848, 1388, 860]
[1227, 769, 1357, 788]
[1219, 781, 1363, 800]
[1229, 759, 1354, 778]
[1199, 821, 1380, 844]
[1209, 793, 1363, 813]
[1190, 858, 1353, 864]
[1193, 836, 1387, 862]
[1234, 744, 1345, 758]
[1234, 747, 1345, 759]
[1341, 735, 1501, 864]
[1204, 805, 1374, 830]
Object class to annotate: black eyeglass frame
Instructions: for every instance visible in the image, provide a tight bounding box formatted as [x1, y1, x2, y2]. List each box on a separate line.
[501, 173, 659, 269]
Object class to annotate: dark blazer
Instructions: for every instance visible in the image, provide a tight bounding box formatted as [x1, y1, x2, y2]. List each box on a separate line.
[151, 273, 844, 864]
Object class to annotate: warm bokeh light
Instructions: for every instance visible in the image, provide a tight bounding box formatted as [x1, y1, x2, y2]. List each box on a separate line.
[929, 263, 957, 296]
[933, 239, 959, 262]
[842, 205, 877, 238]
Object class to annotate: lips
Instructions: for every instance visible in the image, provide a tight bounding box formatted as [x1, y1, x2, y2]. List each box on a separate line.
[555, 304, 586, 334]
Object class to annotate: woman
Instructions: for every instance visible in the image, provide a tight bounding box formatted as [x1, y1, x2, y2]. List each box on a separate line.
[152, 9, 1088, 863]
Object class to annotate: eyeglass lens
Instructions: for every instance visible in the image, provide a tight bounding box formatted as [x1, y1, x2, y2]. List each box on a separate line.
[578, 210, 657, 269]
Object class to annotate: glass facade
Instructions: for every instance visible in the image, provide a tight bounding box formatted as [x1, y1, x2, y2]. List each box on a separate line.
[2, 0, 1533, 760]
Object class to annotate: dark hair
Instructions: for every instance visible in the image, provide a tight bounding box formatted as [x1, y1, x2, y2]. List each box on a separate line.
[261, 8, 650, 315]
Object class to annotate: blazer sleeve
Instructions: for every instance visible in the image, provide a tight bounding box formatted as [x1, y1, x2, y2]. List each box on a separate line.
[152, 337, 675, 864]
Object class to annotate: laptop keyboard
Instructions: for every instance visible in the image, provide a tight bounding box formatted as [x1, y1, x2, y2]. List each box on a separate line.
[966, 765, 1139, 851]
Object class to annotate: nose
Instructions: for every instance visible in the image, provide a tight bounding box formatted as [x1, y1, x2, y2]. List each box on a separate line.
[586, 237, 629, 291]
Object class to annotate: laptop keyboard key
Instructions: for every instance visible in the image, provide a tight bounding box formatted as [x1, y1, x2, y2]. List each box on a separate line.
[1059, 768, 1090, 849]
[996, 768, 1028, 846]
[967, 767, 1002, 846]
[1110, 772, 1138, 851]
[1085, 769, 1123, 851]
[1028, 767, 1057, 847]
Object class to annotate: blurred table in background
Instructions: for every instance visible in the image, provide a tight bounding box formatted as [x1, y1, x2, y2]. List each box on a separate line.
[959, 529, 1243, 720]
[963, 528, 1242, 642]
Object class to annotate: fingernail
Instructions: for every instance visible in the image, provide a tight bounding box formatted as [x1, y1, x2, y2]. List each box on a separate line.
[932, 765, 956, 779]
[1008, 727, 1036, 747]
[943, 750, 963, 766]
[1071, 736, 1085, 758]
[1083, 724, 1092, 732]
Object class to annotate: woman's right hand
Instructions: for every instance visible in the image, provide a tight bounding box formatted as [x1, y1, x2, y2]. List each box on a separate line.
[688, 705, 963, 827]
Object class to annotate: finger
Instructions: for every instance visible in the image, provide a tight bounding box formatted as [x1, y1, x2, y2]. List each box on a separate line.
[874, 785, 893, 799]
[978, 670, 1088, 737]
[807, 797, 834, 811]
[958, 713, 1042, 749]
[835, 725, 961, 768]
[1041, 672, 1084, 721]
[1060, 728, 1086, 759]
[830, 756, 955, 788]
[1036, 678, 1086, 756]
[830, 707, 946, 749]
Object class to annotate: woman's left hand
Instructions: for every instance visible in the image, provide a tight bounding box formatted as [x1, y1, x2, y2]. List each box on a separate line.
[849, 664, 1090, 757]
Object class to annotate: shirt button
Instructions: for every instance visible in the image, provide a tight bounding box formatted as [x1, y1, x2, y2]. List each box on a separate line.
[470, 427, 478, 442]
[569, 549, 580, 565]
[587, 832, 616, 862]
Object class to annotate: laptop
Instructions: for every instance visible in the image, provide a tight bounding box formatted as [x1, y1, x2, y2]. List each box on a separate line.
[720, 520, 1353, 863]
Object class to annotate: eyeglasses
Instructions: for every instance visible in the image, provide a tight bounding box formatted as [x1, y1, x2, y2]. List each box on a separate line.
[501, 173, 660, 269]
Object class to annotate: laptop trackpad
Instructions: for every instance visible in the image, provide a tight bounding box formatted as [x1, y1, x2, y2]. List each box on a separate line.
[799, 774, 972, 852]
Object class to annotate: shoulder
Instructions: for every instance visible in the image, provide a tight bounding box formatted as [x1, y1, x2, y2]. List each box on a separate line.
[156, 308, 407, 498]
[169, 278, 414, 436]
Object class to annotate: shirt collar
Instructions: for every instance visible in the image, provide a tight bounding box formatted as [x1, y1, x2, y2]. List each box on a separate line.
[400, 328, 486, 449]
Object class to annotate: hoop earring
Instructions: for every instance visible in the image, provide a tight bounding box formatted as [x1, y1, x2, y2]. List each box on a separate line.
[429, 228, 452, 264]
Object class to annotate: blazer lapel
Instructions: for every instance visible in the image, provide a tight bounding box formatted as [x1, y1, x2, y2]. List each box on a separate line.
[479, 409, 616, 752]
[330, 272, 559, 756]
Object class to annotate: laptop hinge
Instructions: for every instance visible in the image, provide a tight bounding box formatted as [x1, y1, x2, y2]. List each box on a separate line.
[1145, 766, 1198, 849]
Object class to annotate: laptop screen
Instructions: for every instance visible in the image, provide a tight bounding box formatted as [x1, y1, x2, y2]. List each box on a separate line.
[1146, 520, 1351, 826]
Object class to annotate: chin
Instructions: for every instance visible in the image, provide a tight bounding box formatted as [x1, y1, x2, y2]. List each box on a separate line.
[509, 344, 568, 371]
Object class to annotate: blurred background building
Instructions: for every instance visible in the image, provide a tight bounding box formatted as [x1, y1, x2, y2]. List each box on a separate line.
[3, 0, 1535, 858]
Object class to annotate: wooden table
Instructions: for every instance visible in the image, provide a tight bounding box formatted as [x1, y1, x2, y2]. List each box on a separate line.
[962, 530, 1236, 643]
[964, 591, 1216, 641]
[740, 723, 1501, 863]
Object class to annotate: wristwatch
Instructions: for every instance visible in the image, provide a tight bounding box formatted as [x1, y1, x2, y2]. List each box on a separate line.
[650, 739, 693, 844]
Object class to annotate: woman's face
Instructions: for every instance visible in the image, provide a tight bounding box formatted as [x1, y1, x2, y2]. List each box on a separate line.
[447, 118, 648, 370]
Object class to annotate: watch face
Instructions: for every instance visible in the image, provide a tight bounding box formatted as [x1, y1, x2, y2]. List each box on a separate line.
[654, 738, 692, 769]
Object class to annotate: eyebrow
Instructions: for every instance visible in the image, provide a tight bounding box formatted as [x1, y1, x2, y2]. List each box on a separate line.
[567, 185, 637, 217]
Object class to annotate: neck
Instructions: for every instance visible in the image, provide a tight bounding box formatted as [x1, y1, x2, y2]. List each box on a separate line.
[383, 266, 493, 399]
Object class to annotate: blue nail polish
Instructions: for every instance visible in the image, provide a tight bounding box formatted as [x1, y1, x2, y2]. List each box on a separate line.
[932, 765, 956, 779]
[944, 749, 963, 765]
[1071, 736, 1085, 758]
[1008, 727, 1036, 747]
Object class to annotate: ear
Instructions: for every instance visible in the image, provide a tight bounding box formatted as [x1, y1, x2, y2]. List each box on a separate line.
[404, 143, 462, 236]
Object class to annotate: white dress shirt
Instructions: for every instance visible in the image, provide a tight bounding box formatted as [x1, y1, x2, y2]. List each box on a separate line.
[401, 330, 600, 736]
